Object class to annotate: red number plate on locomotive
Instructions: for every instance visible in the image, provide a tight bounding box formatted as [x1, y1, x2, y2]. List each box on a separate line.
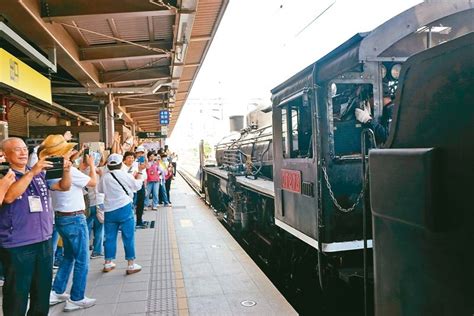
[281, 169, 301, 194]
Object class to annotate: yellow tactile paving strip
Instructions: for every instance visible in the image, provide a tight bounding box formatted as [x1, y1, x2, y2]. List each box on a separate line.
[146, 207, 179, 314]
[167, 207, 189, 316]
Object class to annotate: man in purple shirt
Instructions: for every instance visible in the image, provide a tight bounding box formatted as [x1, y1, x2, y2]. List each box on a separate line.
[0, 137, 72, 316]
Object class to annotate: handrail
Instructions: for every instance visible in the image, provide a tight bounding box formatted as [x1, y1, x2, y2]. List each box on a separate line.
[361, 128, 376, 316]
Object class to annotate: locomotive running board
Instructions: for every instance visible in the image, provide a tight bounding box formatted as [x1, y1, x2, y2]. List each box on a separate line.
[275, 219, 373, 252]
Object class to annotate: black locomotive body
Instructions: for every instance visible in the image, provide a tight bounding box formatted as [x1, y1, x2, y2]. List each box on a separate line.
[200, 1, 474, 314]
[215, 107, 273, 180]
[370, 32, 474, 316]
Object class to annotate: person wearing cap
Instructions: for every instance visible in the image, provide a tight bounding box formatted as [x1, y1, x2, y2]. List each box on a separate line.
[97, 153, 145, 274]
[355, 83, 394, 144]
[133, 145, 147, 227]
[43, 135, 98, 312]
[0, 137, 72, 316]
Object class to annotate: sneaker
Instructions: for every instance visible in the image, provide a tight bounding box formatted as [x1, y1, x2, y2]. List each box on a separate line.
[151, 206, 158, 210]
[63, 297, 96, 312]
[90, 253, 104, 259]
[126, 263, 142, 275]
[164, 203, 172, 207]
[50, 290, 70, 306]
[102, 262, 116, 272]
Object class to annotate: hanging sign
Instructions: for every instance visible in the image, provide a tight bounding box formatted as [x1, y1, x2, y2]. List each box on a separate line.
[159, 110, 169, 125]
[137, 131, 166, 139]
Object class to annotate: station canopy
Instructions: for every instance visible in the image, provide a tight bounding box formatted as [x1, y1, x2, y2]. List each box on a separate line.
[0, 0, 229, 135]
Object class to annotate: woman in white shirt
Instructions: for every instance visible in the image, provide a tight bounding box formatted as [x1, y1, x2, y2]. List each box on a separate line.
[97, 154, 145, 274]
[80, 156, 105, 259]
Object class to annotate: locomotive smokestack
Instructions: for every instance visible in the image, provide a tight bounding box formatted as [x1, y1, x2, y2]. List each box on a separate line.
[229, 115, 244, 132]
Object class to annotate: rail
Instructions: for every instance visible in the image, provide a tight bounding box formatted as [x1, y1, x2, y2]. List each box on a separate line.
[177, 169, 203, 198]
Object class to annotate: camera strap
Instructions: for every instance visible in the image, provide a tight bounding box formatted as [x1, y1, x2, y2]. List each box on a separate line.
[110, 172, 129, 196]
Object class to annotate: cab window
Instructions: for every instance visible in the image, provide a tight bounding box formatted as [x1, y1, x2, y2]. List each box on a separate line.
[281, 94, 313, 159]
[330, 83, 373, 156]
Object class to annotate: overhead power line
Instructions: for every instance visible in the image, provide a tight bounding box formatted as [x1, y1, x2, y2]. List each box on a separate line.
[295, 1, 336, 38]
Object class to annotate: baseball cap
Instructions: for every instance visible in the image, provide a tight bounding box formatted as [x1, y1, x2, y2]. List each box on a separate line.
[107, 153, 123, 166]
[136, 146, 145, 153]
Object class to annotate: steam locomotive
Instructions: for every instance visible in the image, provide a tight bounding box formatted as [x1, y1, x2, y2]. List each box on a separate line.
[200, 2, 474, 315]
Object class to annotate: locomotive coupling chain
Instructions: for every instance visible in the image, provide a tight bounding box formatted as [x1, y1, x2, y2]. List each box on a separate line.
[321, 166, 368, 213]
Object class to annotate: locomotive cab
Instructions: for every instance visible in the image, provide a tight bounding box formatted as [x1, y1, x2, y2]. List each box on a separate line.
[271, 2, 474, 293]
[271, 0, 474, 252]
[272, 77, 319, 246]
[271, 48, 390, 254]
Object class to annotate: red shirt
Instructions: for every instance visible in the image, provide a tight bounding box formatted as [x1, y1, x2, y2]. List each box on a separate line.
[146, 163, 160, 182]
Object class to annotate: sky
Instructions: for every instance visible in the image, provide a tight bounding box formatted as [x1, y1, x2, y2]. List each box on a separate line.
[169, 0, 423, 153]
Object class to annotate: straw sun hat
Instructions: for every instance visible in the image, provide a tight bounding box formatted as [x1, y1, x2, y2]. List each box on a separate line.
[38, 134, 77, 159]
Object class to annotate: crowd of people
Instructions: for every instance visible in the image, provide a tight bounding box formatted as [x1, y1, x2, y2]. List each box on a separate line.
[0, 132, 176, 315]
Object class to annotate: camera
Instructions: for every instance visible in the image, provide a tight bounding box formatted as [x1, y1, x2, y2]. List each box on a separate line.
[45, 156, 64, 180]
[0, 162, 10, 179]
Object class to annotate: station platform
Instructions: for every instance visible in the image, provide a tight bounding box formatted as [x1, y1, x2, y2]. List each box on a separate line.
[44, 175, 296, 315]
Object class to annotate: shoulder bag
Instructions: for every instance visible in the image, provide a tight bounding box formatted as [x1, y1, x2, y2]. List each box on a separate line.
[110, 172, 130, 196]
[96, 205, 105, 223]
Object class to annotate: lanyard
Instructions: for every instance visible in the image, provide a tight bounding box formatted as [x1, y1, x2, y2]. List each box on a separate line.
[28, 176, 49, 211]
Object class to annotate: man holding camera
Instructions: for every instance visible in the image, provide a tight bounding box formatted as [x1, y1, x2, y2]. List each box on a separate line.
[0, 137, 72, 316]
[39, 135, 98, 312]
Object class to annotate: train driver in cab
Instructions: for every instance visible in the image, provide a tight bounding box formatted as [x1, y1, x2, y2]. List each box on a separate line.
[355, 83, 394, 145]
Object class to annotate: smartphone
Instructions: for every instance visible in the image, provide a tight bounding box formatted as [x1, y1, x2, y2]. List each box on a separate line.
[137, 156, 146, 164]
[45, 157, 64, 180]
[83, 148, 90, 160]
[0, 162, 10, 179]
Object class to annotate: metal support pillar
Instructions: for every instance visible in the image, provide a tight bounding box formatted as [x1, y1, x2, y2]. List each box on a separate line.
[105, 95, 115, 148]
[99, 104, 106, 145]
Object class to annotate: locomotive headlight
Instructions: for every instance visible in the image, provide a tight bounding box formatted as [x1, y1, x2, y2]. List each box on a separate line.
[381, 64, 387, 78]
[391, 64, 402, 79]
[330, 82, 337, 97]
